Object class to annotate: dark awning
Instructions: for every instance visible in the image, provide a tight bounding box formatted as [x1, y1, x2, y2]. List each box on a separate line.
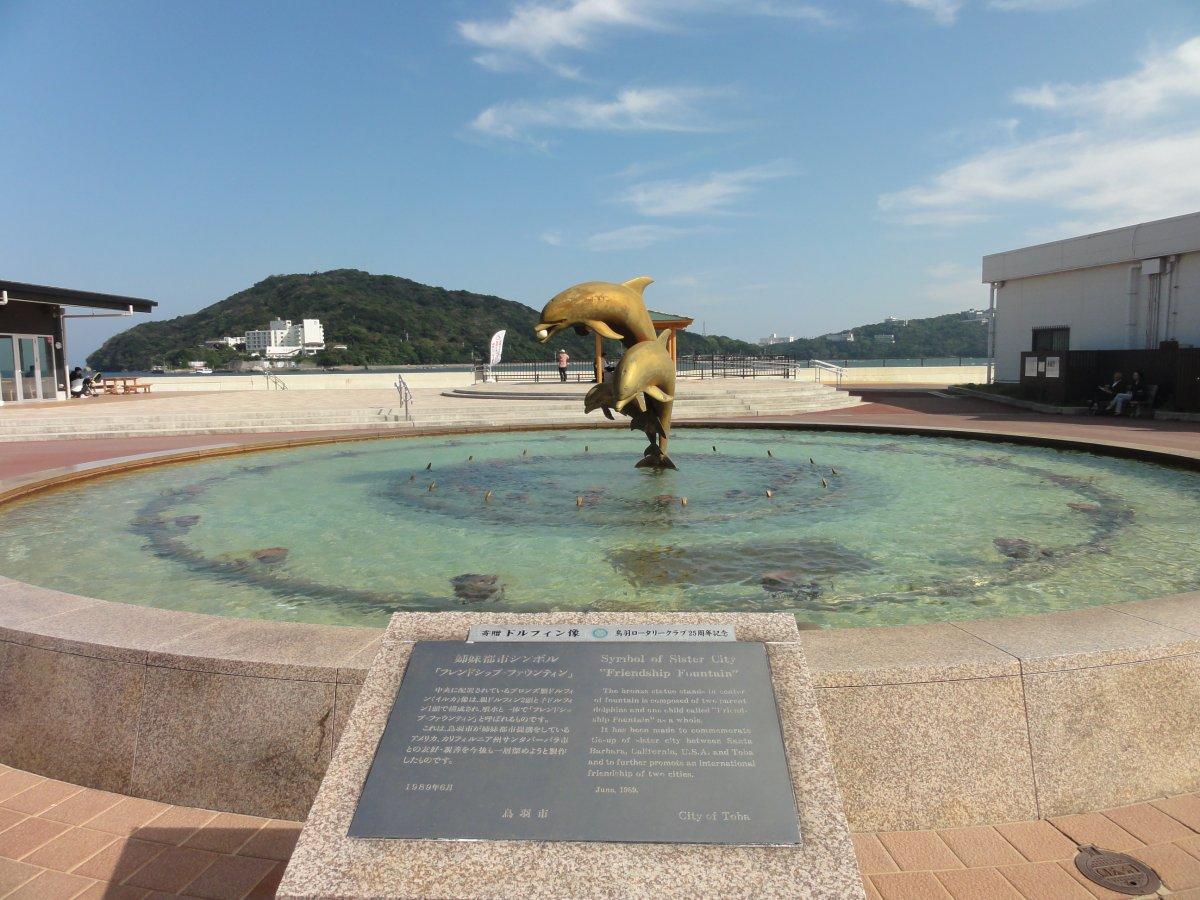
[0, 279, 156, 314]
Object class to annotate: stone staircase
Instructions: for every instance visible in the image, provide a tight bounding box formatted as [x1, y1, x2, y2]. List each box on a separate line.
[0, 382, 859, 441]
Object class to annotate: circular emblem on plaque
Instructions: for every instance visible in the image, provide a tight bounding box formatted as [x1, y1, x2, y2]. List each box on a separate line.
[1074, 844, 1160, 895]
[591, 627, 609, 639]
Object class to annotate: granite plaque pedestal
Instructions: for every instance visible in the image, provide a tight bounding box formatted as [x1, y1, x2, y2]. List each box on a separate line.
[279, 612, 863, 899]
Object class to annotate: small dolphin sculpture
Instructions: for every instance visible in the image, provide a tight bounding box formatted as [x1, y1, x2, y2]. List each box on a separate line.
[611, 330, 676, 469]
[534, 277, 656, 347]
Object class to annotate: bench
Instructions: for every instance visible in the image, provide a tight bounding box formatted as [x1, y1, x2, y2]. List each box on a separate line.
[1128, 384, 1158, 418]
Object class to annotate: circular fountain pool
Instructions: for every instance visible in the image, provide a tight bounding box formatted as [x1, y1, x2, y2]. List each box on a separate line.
[1, 428, 1197, 628]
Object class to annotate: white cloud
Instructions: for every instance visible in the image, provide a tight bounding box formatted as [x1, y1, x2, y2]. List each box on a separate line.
[584, 223, 701, 251]
[617, 160, 794, 217]
[746, 2, 842, 26]
[989, 0, 1091, 10]
[880, 127, 1200, 229]
[886, 0, 963, 26]
[540, 230, 565, 246]
[458, 0, 660, 75]
[927, 261, 970, 279]
[471, 86, 728, 144]
[924, 262, 989, 307]
[457, 0, 839, 74]
[1013, 36, 1200, 121]
[883, 35, 1200, 232]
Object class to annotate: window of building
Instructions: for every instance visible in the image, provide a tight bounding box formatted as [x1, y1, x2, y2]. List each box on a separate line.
[1031, 326, 1069, 352]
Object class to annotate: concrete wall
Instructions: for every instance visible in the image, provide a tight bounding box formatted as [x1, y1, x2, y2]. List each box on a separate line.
[805, 365, 988, 386]
[141, 370, 475, 392]
[993, 251, 1200, 382]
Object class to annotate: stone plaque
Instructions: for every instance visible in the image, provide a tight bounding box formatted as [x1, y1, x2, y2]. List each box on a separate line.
[349, 641, 801, 845]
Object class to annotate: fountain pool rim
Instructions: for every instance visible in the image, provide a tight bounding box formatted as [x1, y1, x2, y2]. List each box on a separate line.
[2, 417, 1196, 645]
[1, 421, 1198, 827]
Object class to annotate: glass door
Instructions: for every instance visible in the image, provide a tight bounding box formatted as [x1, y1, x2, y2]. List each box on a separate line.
[0, 336, 15, 402]
[38, 336, 58, 399]
[17, 337, 38, 400]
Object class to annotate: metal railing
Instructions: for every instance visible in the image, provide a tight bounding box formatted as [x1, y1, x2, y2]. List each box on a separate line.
[809, 359, 847, 386]
[262, 370, 289, 390]
[468, 355, 986, 384]
[798, 356, 987, 368]
[474, 361, 597, 383]
[676, 355, 793, 379]
[395, 374, 413, 420]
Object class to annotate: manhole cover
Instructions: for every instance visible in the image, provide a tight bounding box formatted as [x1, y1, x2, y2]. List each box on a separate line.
[1074, 844, 1161, 895]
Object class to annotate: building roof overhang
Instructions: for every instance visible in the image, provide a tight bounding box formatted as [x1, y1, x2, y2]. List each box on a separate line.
[0, 279, 157, 314]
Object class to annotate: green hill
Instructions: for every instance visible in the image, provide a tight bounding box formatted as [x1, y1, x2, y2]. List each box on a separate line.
[774, 311, 988, 360]
[87, 269, 760, 370]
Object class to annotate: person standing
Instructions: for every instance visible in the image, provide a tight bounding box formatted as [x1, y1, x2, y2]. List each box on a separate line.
[556, 348, 569, 382]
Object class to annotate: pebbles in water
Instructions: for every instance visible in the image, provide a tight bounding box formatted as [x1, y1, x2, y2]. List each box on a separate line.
[253, 547, 289, 565]
[994, 537, 1035, 560]
[611, 539, 871, 589]
[760, 570, 822, 598]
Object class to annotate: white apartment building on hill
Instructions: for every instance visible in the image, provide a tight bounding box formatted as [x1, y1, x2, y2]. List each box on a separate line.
[241, 318, 326, 358]
[757, 332, 796, 346]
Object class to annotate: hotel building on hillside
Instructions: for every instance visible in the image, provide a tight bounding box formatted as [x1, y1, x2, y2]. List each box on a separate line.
[983, 211, 1200, 410]
[238, 318, 326, 358]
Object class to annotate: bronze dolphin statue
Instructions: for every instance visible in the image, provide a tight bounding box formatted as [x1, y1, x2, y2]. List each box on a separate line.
[611, 330, 676, 469]
[534, 277, 656, 347]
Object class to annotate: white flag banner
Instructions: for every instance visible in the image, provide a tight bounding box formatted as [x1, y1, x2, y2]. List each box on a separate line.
[489, 330, 506, 366]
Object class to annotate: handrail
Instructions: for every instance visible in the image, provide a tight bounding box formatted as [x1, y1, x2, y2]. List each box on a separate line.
[395, 374, 413, 421]
[262, 371, 288, 391]
[810, 359, 846, 386]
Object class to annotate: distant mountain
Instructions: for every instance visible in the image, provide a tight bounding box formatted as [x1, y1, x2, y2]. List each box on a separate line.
[87, 269, 760, 370]
[772, 311, 988, 360]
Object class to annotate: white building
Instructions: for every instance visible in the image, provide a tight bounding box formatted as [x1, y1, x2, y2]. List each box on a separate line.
[242, 318, 325, 358]
[983, 212, 1200, 382]
[757, 332, 796, 346]
[825, 331, 855, 343]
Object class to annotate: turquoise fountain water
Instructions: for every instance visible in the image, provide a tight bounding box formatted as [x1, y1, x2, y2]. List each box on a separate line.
[1, 428, 1197, 629]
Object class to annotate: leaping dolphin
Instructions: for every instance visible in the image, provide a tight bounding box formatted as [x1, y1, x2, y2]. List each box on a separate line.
[611, 330, 676, 469]
[534, 277, 656, 348]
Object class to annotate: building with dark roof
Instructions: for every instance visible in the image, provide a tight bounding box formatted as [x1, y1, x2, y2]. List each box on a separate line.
[0, 280, 156, 404]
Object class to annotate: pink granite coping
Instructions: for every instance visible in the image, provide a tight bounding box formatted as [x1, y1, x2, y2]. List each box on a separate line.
[1, 415, 1199, 689]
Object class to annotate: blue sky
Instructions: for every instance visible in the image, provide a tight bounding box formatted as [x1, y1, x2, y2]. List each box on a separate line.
[3, 0, 1200, 361]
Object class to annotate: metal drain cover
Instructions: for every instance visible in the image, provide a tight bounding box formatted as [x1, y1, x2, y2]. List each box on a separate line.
[1074, 844, 1161, 895]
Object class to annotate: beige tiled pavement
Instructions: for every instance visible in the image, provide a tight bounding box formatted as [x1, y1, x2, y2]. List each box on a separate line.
[858, 795, 1200, 899]
[7, 762, 1200, 897]
[0, 763, 294, 899]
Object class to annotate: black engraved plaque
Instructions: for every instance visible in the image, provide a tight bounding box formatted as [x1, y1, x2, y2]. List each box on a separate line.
[348, 641, 801, 845]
